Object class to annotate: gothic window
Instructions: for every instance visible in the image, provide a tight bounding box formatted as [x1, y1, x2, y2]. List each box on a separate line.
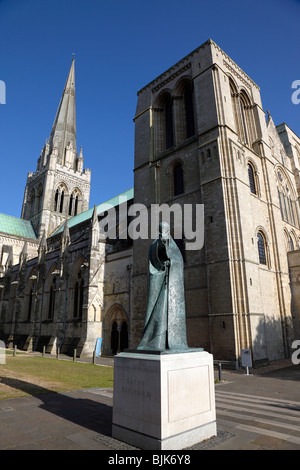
[173, 162, 184, 196]
[73, 274, 84, 318]
[54, 185, 68, 215]
[248, 163, 257, 194]
[230, 79, 241, 138]
[27, 289, 33, 321]
[48, 277, 56, 319]
[229, 78, 257, 147]
[276, 169, 299, 227]
[68, 190, 81, 217]
[239, 92, 250, 145]
[59, 190, 64, 213]
[69, 194, 73, 216]
[74, 195, 78, 216]
[257, 232, 267, 265]
[54, 189, 59, 211]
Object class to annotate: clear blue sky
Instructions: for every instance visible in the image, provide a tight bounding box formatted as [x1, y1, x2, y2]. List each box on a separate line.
[0, 0, 299, 218]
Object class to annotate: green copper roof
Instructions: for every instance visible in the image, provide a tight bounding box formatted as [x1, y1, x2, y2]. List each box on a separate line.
[51, 187, 134, 236]
[0, 213, 37, 239]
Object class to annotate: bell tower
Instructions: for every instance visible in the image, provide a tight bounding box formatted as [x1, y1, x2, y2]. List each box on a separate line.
[21, 59, 91, 238]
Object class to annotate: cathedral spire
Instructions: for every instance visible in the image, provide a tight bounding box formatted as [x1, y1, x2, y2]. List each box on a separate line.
[48, 58, 77, 163]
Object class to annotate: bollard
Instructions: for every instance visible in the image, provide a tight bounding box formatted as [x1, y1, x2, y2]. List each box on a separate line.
[56, 347, 60, 359]
[73, 349, 76, 362]
[13, 345, 17, 356]
[42, 345, 45, 357]
[93, 350, 96, 364]
[218, 362, 222, 382]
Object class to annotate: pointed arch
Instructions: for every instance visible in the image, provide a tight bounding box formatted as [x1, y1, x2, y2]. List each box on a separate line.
[229, 77, 241, 138]
[174, 76, 196, 141]
[25, 268, 37, 321]
[68, 187, 82, 216]
[228, 77, 257, 147]
[247, 159, 259, 196]
[103, 304, 128, 355]
[256, 228, 270, 268]
[44, 263, 59, 321]
[154, 90, 174, 154]
[54, 183, 69, 215]
[69, 254, 88, 319]
[289, 230, 298, 251]
[275, 165, 299, 227]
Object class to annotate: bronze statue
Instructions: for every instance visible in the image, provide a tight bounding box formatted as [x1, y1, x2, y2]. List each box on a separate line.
[137, 222, 189, 352]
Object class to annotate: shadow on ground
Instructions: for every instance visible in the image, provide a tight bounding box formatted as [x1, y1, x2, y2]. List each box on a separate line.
[255, 365, 300, 381]
[0, 376, 113, 436]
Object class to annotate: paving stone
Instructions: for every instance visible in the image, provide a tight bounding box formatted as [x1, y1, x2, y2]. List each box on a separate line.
[251, 435, 285, 448]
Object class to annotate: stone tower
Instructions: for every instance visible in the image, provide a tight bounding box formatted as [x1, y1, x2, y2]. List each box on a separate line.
[131, 39, 299, 366]
[21, 59, 91, 238]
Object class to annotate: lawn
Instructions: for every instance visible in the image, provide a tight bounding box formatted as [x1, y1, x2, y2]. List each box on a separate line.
[0, 355, 114, 400]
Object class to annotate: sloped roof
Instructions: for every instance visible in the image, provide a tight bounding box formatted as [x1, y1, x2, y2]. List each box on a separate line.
[51, 187, 134, 237]
[0, 213, 37, 239]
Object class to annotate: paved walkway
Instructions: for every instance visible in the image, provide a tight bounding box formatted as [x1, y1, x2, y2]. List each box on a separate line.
[0, 357, 299, 450]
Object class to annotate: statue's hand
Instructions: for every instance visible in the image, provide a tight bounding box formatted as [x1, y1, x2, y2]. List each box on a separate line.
[164, 260, 170, 267]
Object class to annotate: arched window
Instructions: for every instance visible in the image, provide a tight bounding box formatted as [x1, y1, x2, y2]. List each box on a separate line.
[239, 91, 250, 145]
[74, 195, 79, 216]
[48, 277, 56, 319]
[69, 194, 73, 216]
[173, 162, 184, 196]
[27, 289, 33, 321]
[59, 190, 64, 213]
[68, 190, 81, 217]
[54, 185, 68, 215]
[73, 275, 84, 318]
[229, 78, 241, 138]
[229, 78, 257, 147]
[54, 189, 59, 212]
[257, 232, 267, 265]
[248, 163, 257, 194]
[276, 168, 299, 227]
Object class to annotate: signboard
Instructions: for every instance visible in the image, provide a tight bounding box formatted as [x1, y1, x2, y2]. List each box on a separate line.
[0, 340, 5, 364]
[241, 349, 252, 368]
[95, 338, 102, 357]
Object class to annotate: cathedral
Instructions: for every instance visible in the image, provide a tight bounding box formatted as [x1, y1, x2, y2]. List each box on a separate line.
[1, 39, 300, 366]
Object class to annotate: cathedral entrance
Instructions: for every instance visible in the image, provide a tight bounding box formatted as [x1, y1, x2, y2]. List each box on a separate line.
[104, 304, 129, 355]
[110, 320, 128, 354]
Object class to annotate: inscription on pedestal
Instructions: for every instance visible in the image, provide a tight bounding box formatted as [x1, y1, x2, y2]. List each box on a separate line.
[121, 378, 152, 400]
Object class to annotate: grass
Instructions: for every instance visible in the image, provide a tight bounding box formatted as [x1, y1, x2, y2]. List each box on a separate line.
[0, 355, 114, 400]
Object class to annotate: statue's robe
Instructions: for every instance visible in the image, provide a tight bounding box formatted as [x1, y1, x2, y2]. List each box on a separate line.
[137, 236, 188, 351]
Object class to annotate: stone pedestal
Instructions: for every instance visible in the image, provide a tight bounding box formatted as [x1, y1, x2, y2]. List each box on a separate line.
[112, 350, 216, 450]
